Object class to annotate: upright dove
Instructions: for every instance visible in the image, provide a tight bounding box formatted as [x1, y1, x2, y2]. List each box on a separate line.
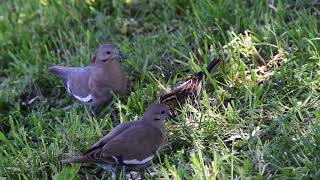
[64, 103, 171, 179]
[48, 43, 128, 116]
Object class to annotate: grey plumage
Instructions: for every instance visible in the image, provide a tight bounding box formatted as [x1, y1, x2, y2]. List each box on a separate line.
[64, 103, 171, 178]
[48, 44, 128, 116]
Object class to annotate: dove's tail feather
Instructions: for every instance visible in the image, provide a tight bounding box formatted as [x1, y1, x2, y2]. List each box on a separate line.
[62, 156, 90, 164]
[48, 66, 70, 79]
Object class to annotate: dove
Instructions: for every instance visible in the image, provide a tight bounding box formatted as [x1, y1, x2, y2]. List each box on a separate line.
[160, 58, 222, 113]
[64, 103, 171, 179]
[48, 43, 128, 117]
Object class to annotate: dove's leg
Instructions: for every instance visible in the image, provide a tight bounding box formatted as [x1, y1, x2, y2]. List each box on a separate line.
[90, 102, 100, 118]
[90, 98, 104, 118]
[91, 95, 114, 118]
[91, 103, 103, 118]
[91, 109, 97, 119]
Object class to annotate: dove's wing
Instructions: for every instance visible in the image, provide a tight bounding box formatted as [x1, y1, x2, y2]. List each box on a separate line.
[86, 121, 135, 153]
[100, 123, 164, 165]
[64, 121, 135, 164]
[65, 122, 164, 165]
[66, 66, 95, 103]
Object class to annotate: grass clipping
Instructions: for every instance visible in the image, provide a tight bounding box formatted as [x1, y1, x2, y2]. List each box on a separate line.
[225, 31, 286, 85]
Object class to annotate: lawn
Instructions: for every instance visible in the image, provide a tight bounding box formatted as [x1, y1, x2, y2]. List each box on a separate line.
[0, 0, 320, 179]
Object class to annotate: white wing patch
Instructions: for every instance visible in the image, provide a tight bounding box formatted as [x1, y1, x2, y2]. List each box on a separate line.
[66, 82, 72, 94]
[123, 155, 154, 165]
[73, 94, 93, 103]
[67, 82, 93, 103]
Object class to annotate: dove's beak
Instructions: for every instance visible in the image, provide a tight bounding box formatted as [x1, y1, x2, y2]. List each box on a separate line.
[167, 113, 177, 121]
[113, 53, 127, 59]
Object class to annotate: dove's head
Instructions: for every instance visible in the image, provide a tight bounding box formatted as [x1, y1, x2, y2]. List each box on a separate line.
[143, 103, 173, 123]
[92, 43, 126, 65]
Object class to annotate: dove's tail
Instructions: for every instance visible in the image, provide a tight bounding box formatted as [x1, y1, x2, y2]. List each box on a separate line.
[48, 66, 70, 79]
[62, 156, 90, 164]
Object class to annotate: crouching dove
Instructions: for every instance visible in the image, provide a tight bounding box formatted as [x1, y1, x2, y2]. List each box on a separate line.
[48, 43, 128, 117]
[64, 103, 171, 179]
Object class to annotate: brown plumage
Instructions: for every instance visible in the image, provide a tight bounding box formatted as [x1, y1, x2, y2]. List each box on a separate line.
[48, 44, 128, 117]
[160, 58, 222, 112]
[64, 103, 171, 179]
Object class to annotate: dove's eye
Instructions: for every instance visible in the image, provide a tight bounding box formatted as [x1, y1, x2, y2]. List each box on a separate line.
[106, 51, 111, 55]
[160, 110, 165, 114]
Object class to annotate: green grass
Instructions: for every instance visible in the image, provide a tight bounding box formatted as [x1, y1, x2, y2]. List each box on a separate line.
[0, 0, 320, 179]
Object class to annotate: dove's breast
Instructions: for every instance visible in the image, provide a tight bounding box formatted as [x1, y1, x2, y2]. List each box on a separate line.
[90, 61, 128, 96]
